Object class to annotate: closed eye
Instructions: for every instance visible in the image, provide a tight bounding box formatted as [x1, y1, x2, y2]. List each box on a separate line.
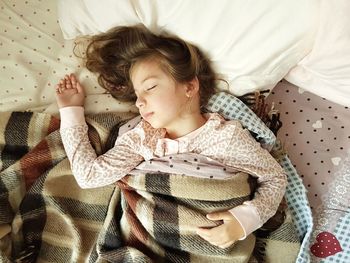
[147, 85, 157, 91]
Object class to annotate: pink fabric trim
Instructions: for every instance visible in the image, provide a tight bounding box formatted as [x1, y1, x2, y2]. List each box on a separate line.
[59, 106, 85, 129]
[229, 204, 262, 239]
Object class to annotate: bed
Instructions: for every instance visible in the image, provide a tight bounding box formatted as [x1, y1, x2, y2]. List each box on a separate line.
[1, 0, 349, 262]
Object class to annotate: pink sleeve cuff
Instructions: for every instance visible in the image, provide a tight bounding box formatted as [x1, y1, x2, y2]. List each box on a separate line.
[229, 204, 262, 240]
[59, 106, 86, 129]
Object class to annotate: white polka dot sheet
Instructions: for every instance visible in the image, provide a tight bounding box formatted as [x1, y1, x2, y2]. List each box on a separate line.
[267, 80, 350, 262]
[0, 0, 136, 116]
[1, 0, 349, 261]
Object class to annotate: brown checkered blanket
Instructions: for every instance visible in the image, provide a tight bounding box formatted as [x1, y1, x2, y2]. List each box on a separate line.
[0, 111, 300, 262]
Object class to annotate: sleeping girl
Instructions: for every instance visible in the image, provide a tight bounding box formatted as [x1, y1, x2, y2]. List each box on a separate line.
[54, 24, 287, 250]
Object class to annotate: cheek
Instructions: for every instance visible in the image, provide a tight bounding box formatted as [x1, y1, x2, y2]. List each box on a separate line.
[151, 88, 187, 110]
[154, 92, 176, 104]
[165, 94, 185, 105]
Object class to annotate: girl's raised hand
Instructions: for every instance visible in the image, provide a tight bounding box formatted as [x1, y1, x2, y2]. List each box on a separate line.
[55, 74, 85, 109]
[196, 211, 245, 249]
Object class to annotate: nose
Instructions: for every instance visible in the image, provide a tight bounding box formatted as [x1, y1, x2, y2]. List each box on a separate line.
[135, 96, 145, 108]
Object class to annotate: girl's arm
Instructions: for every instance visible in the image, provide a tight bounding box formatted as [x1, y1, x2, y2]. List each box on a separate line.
[197, 122, 286, 248]
[55, 74, 144, 189]
[224, 122, 287, 238]
[60, 106, 144, 189]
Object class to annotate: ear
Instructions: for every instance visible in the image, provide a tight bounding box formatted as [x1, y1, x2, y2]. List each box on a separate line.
[185, 77, 199, 98]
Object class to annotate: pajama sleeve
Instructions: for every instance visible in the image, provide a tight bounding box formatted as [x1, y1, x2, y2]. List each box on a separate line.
[59, 106, 144, 189]
[223, 122, 287, 239]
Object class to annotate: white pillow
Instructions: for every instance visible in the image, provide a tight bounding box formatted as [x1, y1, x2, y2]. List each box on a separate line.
[285, 0, 350, 107]
[57, 0, 141, 38]
[57, 0, 319, 96]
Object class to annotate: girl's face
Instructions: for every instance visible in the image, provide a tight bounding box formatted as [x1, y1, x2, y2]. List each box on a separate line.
[131, 59, 193, 131]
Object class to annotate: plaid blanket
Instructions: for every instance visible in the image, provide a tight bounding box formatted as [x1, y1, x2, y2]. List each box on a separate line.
[0, 93, 301, 262]
[0, 111, 134, 262]
[98, 159, 257, 263]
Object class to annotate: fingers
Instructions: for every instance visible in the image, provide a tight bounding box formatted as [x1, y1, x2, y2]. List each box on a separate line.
[206, 211, 233, 221]
[197, 218, 240, 249]
[70, 73, 76, 84]
[55, 80, 65, 94]
[196, 227, 212, 239]
[68, 73, 84, 94]
[197, 225, 222, 238]
[218, 240, 236, 249]
[72, 75, 85, 94]
[55, 76, 69, 93]
[64, 75, 72, 89]
[197, 226, 236, 248]
[55, 84, 61, 94]
[55, 74, 81, 94]
[197, 224, 225, 243]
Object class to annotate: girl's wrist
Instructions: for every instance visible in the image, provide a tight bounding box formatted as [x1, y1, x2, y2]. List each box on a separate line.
[59, 106, 86, 128]
[58, 102, 84, 109]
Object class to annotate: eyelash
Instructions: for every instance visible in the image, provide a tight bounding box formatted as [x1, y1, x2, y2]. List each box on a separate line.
[147, 85, 156, 91]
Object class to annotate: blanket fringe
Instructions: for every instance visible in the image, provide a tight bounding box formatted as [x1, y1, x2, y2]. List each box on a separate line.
[238, 90, 282, 135]
[15, 245, 36, 263]
[238, 90, 286, 161]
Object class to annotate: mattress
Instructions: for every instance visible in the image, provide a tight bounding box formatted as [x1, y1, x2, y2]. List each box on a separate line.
[0, 0, 349, 262]
[0, 0, 136, 115]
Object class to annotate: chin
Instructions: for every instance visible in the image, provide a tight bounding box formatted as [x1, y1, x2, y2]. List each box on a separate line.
[147, 119, 165, 129]
[148, 122, 162, 129]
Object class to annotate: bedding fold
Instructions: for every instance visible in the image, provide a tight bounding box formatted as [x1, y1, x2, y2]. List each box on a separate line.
[99, 159, 256, 262]
[0, 110, 299, 262]
[0, 92, 305, 262]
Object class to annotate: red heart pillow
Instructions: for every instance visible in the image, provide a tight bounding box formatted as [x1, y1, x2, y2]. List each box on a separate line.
[310, 231, 343, 258]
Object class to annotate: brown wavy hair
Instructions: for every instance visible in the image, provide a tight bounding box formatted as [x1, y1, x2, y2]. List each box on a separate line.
[83, 24, 217, 108]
